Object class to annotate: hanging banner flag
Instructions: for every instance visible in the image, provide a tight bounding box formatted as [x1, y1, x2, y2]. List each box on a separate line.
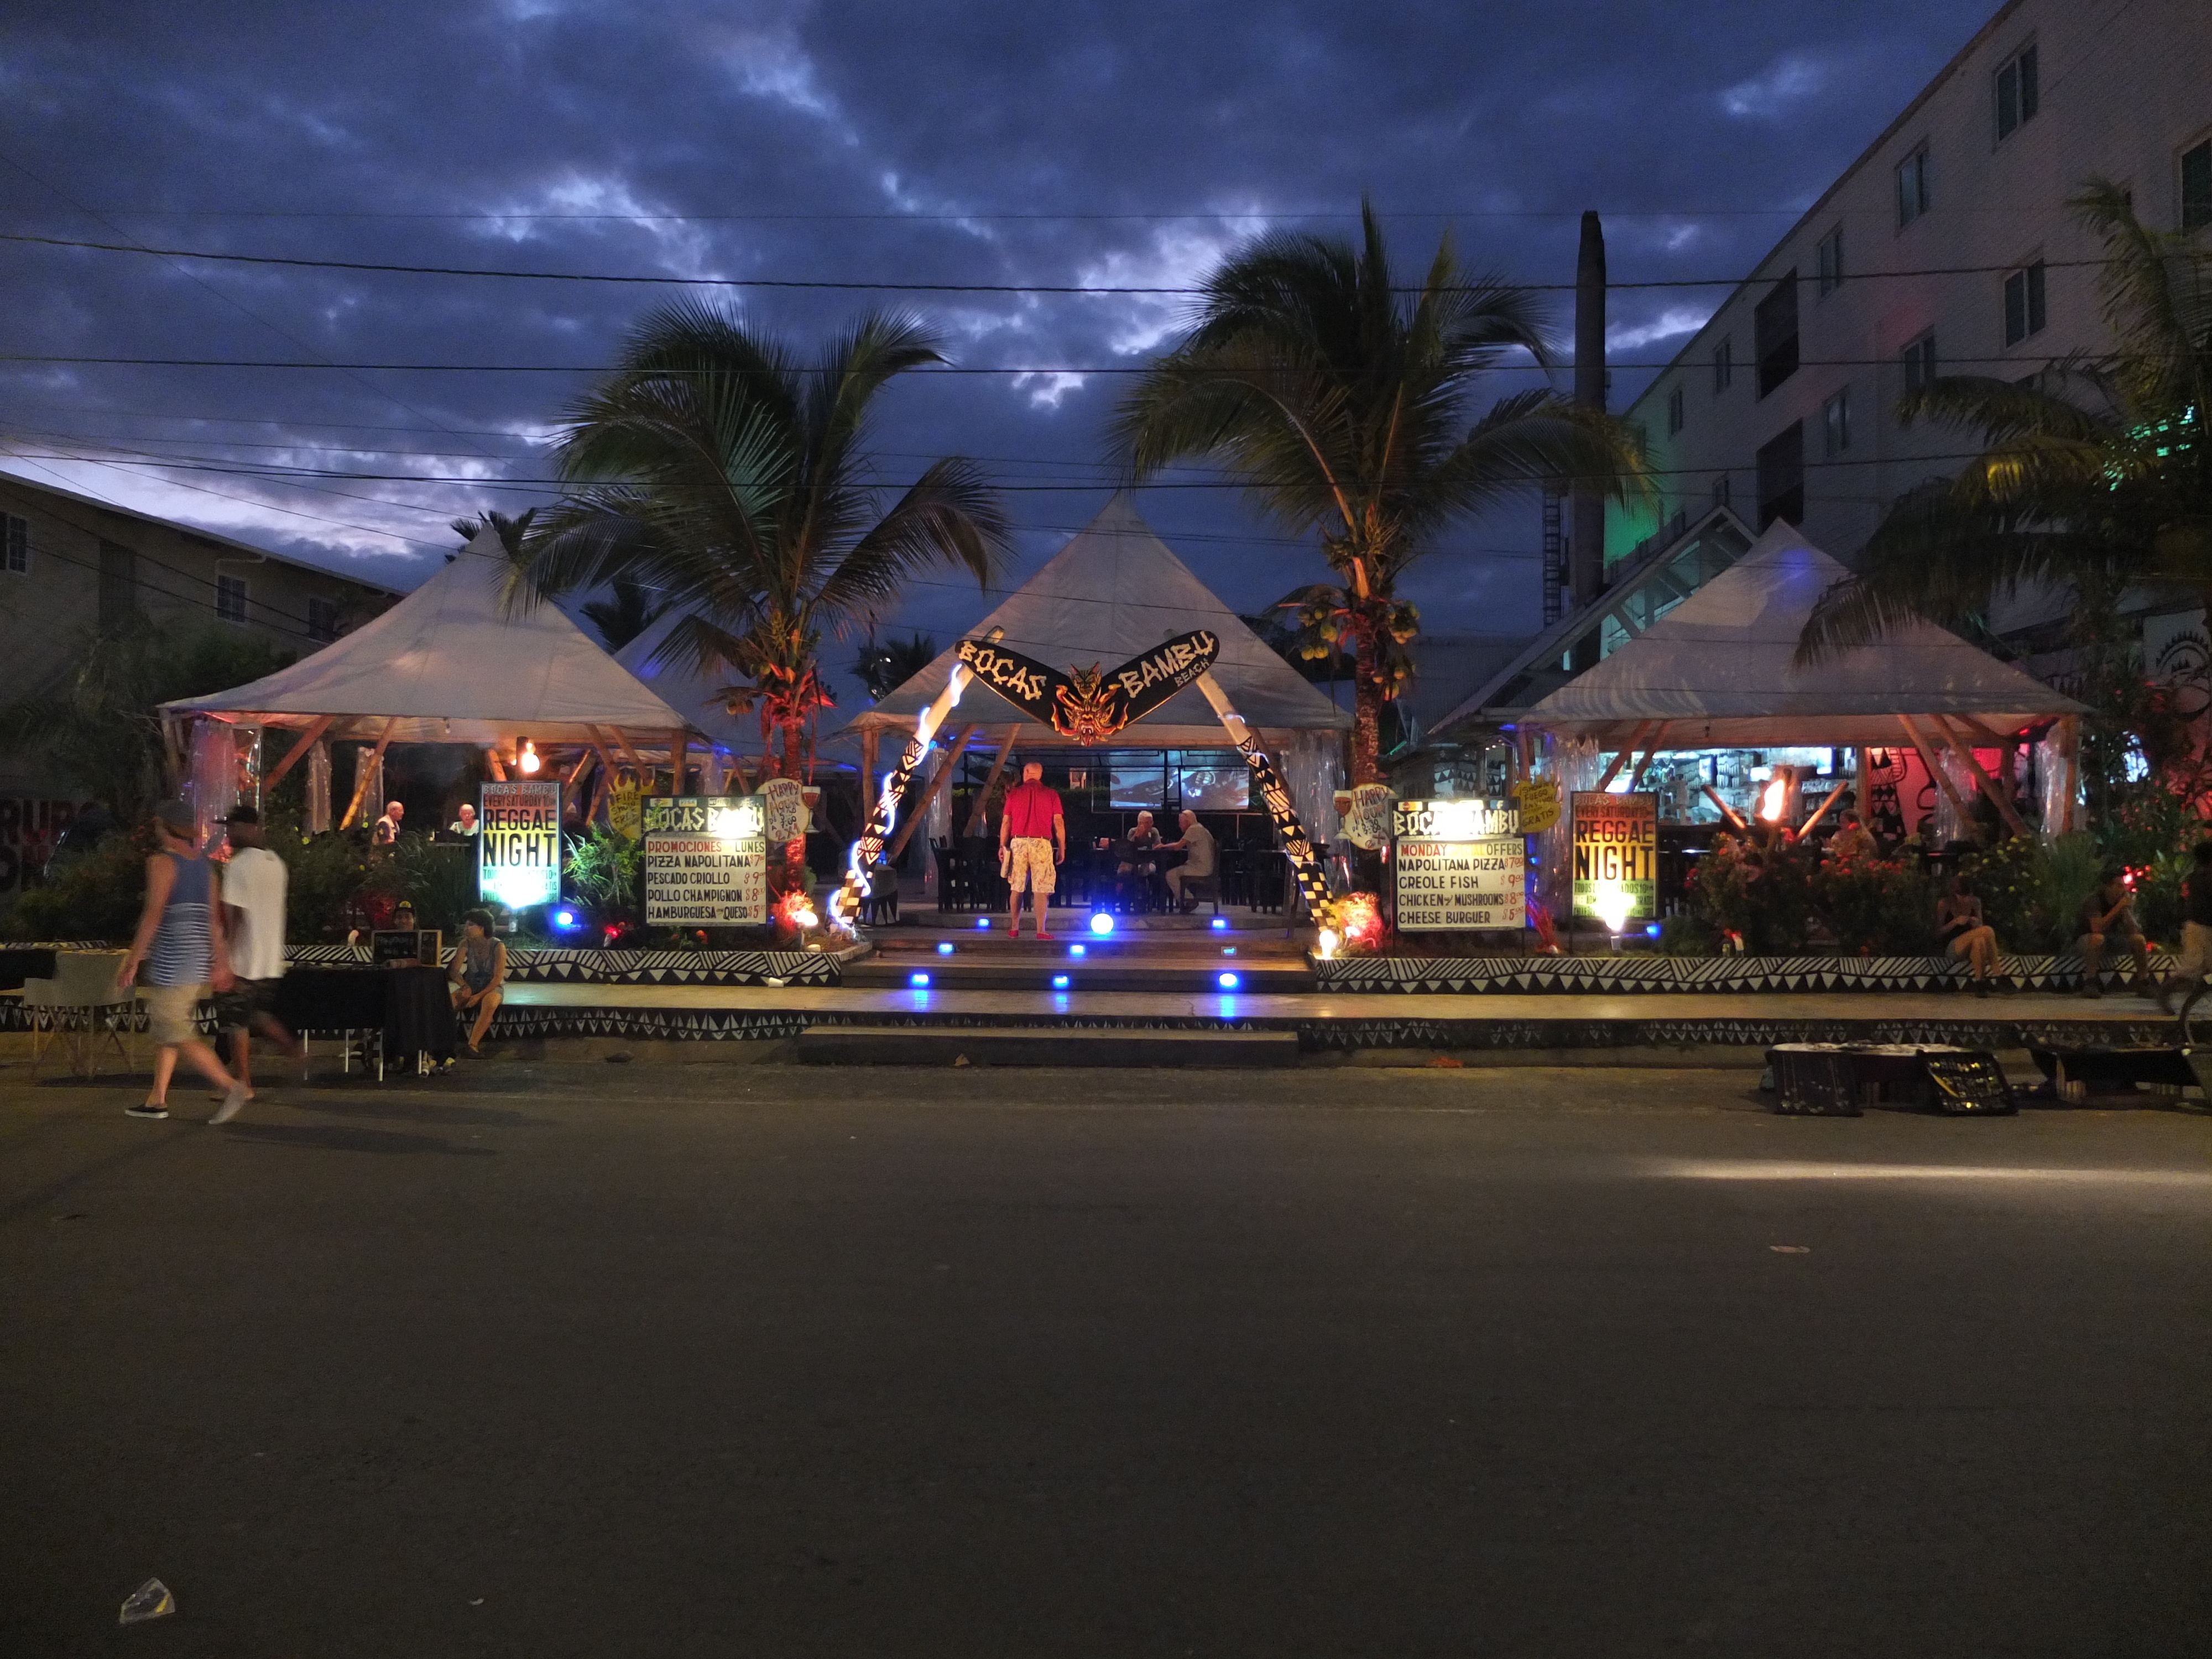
[478, 779, 562, 909]
[643, 795, 769, 926]
[953, 629, 1220, 743]
[1571, 791, 1657, 922]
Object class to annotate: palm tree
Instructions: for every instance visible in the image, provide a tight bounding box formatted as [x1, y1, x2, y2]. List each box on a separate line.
[851, 630, 938, 703]
[579, 575, 666, 653]
[521, 299, 1010, 779]
[1797, 181, 2210, 661]
[1112, 201, 1650, 782]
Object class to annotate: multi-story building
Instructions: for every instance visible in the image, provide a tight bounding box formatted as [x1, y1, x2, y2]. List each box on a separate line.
[0, 471, 397, 903]
[1614, 0, 2210, 566]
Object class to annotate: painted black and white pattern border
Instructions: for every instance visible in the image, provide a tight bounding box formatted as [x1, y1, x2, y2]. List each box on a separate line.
[1310, 953, 2173, 995]
[286, 943, 848, 986]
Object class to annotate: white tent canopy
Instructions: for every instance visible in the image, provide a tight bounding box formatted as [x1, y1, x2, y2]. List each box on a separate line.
[840, 494, 1352, 747]
[1525, 523, 2086, 746]
[164, 527, 701, 746]
[615, 611, 775, 759]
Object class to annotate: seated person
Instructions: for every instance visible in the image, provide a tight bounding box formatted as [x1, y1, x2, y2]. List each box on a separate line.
[2077, 869, 2154, 997]
[1160, 810, 1218, 912]
[447, 908, 507, 1057]
[1114, 810, 1163, 905]
[1936, 874, 2000, 995]
[1825, 810, 1876, 862]
[372, 800, 405, 846]
[448, 803, 478, 836]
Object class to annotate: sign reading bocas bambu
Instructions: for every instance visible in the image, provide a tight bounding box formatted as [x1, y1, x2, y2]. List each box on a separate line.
[954, 629, 1220, 743]
[643, 796, 768, 926]
[1571, 791, 1657, 922]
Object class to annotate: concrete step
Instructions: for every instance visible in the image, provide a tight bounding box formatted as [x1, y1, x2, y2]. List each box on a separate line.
[797, 1024, 1302, 1067]
[843, 961, 1310, 993]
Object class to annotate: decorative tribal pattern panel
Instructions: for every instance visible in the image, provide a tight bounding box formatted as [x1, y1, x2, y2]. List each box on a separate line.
[1294, 1015, 2178, 1052]
[285, 943, 844, 986]
[1310, 953, 2173, 996]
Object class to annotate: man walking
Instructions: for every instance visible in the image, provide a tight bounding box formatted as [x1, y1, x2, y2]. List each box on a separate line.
[998, 761, 1065, 940]
[118, 800, 246, 1122]
[1161, 809, 1218, 912]
[216, 806, 303, 1097]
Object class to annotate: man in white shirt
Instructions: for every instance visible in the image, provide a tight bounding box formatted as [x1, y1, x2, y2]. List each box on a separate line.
[217, 806, 301, 1100]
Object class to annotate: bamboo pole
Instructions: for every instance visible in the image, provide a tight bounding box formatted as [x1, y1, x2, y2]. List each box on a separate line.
[264, 715, 334, 790]
[1700, 783, 1749, 831]
[1898, 715, 1974, 836]
[886, 724, 978, 860]
[1932, 715, 2031, 838]
[484, 746, 507, 782]
[339, 719, 398, 830]
[963, 725, 1021, 837]
[1797, 781, 1850, 839]
[1627, 722, 1670, 789]
[671, 730, 688, 797]
[1593, 722, 1652, 794]
[859, 726, 880, 804]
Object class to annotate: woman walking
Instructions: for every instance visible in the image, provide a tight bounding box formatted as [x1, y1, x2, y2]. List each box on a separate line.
[119, 801, 247, 1120]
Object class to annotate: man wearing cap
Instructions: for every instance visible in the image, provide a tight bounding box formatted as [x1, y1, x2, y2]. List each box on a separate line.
[119, 801, 247, 1121]
[217, 805, 302, 1095]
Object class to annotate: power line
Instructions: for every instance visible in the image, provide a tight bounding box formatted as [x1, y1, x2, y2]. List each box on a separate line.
[3, 206, 1820, 223]
[0, 228, 2123, 293]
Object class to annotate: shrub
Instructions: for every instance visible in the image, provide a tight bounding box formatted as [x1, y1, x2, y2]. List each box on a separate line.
[4, 828, 149, 942]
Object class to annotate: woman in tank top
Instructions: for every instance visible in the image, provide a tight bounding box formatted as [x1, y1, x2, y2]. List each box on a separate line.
[119, 800, 244, 1120]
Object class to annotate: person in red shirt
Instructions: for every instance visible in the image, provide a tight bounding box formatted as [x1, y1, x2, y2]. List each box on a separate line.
[997, 761, 1066, 938]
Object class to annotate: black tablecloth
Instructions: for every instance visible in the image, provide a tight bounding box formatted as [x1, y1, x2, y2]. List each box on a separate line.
[275, 966, 453, 1065]
[0, 949, 58, 993]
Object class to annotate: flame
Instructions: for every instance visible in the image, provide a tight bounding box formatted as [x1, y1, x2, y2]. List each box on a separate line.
[1757, 777, 1787, 821]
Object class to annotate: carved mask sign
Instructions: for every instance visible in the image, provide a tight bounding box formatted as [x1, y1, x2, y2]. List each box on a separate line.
[954, 629, 1221, 744]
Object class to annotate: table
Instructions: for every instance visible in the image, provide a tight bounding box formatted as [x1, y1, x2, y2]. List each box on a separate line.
[275, 966, 454, 1079]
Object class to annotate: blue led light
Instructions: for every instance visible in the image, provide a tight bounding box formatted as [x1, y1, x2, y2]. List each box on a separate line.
[974, 917, 991, 930]
[909, 971, 931, 988]
[1210, 916, 1228, 931]
[937, 941, 955, 955]
[1645, 923, 1663, 937]
[1217, 971, 1241, 990]
[1052, 974, 1070, 989]
[551, 907, 579, 930]
[1069, 943, 1086, 957]
[1222, 946, 1237, 956]
[1089, 911, 1115, 936]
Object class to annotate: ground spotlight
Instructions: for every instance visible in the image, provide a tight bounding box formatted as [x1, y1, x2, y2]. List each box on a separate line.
[1051, 974, 1070, 989]
[937, 942, 955, 956]
[1068, 943, 1086, 957]
[909, 971, 931, 988]
[1217, 971, 1240, 990]
[974, 917, 992, 930]
[551, 906, 579, 930]
[1089, 911, 1115, 936]
[1210, 916, 1228, 931]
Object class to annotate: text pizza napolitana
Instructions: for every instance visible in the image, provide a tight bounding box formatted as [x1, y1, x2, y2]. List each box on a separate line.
[954, 629, 1222, 744]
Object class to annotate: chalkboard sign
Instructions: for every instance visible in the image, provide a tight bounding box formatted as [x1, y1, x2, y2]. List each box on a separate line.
[371, 929, 442, 967]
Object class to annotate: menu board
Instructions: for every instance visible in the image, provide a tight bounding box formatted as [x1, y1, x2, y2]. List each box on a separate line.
[643, 795, 769, 926]
[478, 780, 562, 909]
[1571, 791, 1657, 921]
[1391, 798, 1525, 931]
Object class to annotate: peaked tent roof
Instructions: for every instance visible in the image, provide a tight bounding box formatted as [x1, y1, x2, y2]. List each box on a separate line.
[614, 611, 769, 757]
[1525, 521, 2086, 746]
[840, 495, 1351, 745]
[164, 527, 701, 745]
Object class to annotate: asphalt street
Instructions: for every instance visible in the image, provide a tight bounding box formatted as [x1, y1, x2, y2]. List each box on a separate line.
[1, 1063, 2206, 1657]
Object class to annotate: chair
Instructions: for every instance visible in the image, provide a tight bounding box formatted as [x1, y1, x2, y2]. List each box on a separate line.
[1171, 870, 1222, 916]
[932, 841, 973, 914]
[23, 951, 137, 1078]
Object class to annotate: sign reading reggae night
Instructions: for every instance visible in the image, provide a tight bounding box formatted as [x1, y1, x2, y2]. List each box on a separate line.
[1571, 791, 1658, 922]
[953, 628, 1220, 743]
[643, 795, 769, 926]
[477, 780, 562, 909]
[1390, 797, 1526, 931]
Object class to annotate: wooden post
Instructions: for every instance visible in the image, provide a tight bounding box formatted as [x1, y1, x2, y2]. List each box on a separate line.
[1898, 715, 1974, 835]
[860, 727, 880, 802]
[963, 725, 1021, 837]
[1932, 715, 2031, 838]
[339, 718, 399, 830]
[564, 748, 597, 789]
[484, 746, 508, 782]
[671, 730, 688, 797]
[1593, 722, 1652, 794]
[1627, 722, 1670, 789]
[1797, 781, 1850, 839]
[264, 715, 334, 790]
[886, 724, 978, 860]
[1700, 783, 1749, 831]
[2060, 715, 2080, 834]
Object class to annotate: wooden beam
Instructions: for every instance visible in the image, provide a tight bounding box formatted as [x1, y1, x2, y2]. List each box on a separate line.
[484, 745, 507, 782]
[1797, 781, 1850, 839]
[1593, 722, 1652, 794]
[671, 730, 688, 797]
[263, 715, 334, 790]
[886, 724, 978, 860]
[1627, 723, 1670, 789]
[1932, 715, 2031, 838]
[338, 719, 398, 831]
[609, 726, 645, 775]
[564, 747, 596, 789]
[1700, 782, 1749, 831]
[1898, 715, 1974, 836]
[963, 725, 1021, 837]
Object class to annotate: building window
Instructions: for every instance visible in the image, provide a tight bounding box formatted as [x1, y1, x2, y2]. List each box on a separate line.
[2183, 139, 2211, 232]
[1902, 331, 1938, 396]
[2003, 260, 2048, 346]
[97, 540, 135, 632]
[1822, 388, 1852, 457]
[1712, 474, 1732, 511]
[1896, 143, 1932, 226]
[1666, 384, 1685, 436]
[1713, 338, 1733, 394]
[1755, 422, 1805, 530]
[1754, 271, 1799, 398]
[1995, 42, 2038, 142]
[1, 513, 26, 575]
[1817, 226, 1843, 296]
[307, 596, 341, 642]
[215, 573, 249, 625]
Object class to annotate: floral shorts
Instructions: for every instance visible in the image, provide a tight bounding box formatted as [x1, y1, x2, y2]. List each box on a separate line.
[1005, 837, 1056, 896]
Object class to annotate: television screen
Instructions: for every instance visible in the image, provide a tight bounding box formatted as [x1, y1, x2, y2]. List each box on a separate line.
[1178, 761, 1249, 811]
[1109, 759, 1168, 809]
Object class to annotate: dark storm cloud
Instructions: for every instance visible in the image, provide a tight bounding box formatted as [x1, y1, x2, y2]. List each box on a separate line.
[0, 0, 1995, 660]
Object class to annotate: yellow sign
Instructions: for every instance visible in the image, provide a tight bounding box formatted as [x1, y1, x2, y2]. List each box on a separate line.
[609, 774, 642, 843]
[1571, 791, 1657, 922]
[1512, 776, 1561, 836]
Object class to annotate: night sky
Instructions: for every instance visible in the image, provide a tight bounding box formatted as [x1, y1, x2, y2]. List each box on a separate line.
[0, 0, 1999, 688]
